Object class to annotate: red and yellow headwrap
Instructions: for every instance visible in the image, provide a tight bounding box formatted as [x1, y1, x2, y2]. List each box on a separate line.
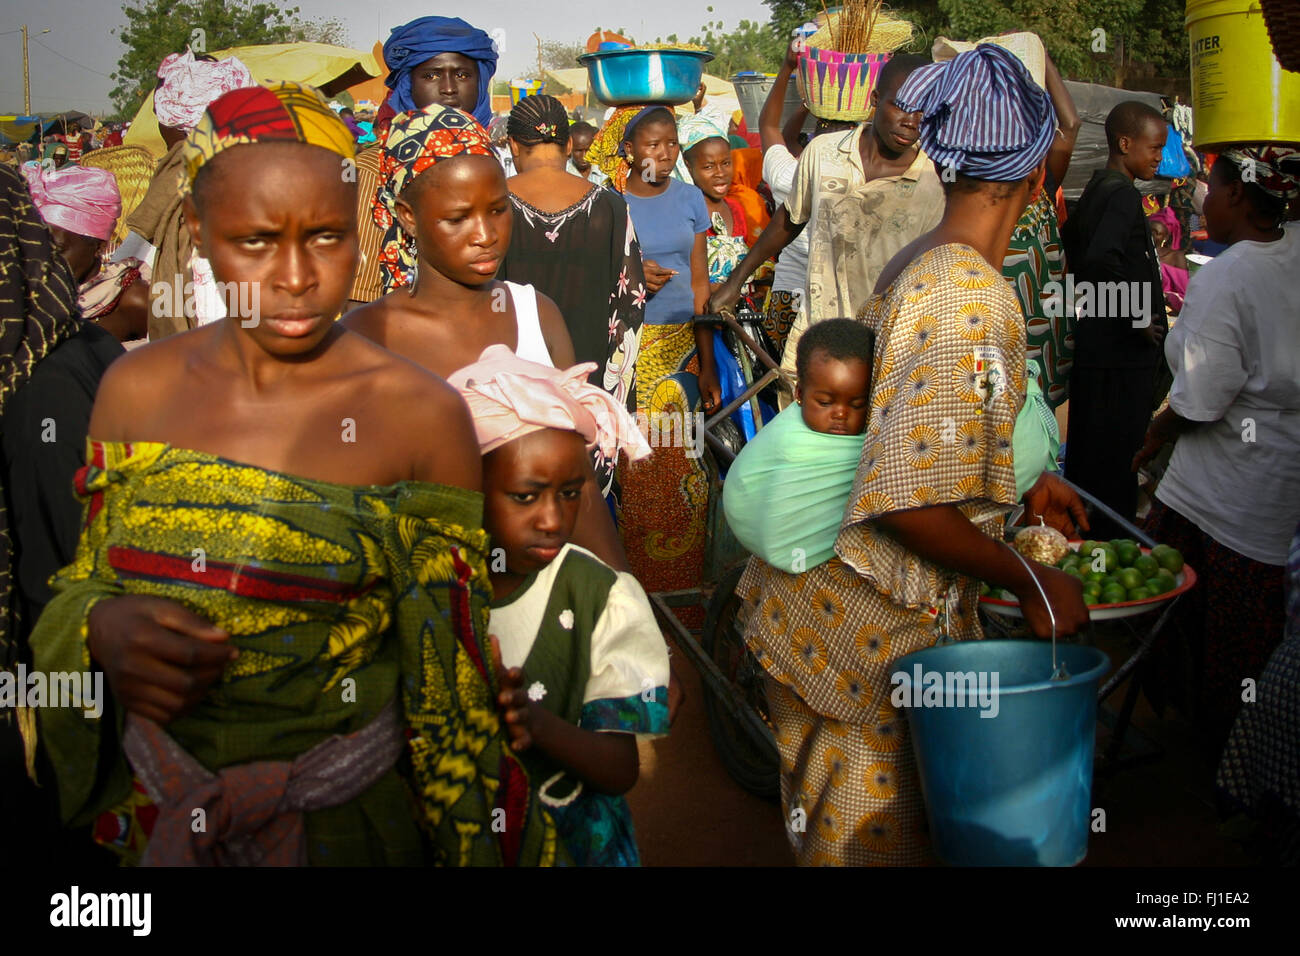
[181, 80, 356, 195]
[371, 103, 496, 293]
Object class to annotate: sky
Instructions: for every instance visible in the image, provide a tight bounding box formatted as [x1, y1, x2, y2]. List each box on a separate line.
[1, 0, 777, 114]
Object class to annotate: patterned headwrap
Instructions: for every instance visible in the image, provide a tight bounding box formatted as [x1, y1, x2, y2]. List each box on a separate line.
[372, 104, 496, 293]
[448, 345, 652, 463]
[154, 50, 255, 131]
[181, 81, 357, 196]
[673, 113, 728, 183]
[1221, 145, 1300, 202]
[22, 165, 121, 241]
[587, 105, 675, 194]
[895, 44, 1055, 182]
[0, 164, 82, 670]
[382, 16, 499, 128]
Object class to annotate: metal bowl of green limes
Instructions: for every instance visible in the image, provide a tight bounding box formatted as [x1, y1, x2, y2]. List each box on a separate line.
[980, 539, 1196, 621]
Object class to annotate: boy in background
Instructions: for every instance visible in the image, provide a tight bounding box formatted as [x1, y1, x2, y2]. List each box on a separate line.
[1063, 101, 1168, 536]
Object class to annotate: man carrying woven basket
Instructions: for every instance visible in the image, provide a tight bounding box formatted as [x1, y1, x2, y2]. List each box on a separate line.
[708, 53, 943, 389]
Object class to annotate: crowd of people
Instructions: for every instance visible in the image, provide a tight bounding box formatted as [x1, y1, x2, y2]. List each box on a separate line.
[0, 11, 1296, 867]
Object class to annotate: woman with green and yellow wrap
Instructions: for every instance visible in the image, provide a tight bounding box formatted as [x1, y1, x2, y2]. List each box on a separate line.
[25, 81, 560, 866]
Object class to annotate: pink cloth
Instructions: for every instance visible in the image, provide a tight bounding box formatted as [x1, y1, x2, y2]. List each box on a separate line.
[22, 164, 121, 240]
[154, 50, 254, 130]
[1160, 261, 1189, 314]
[448, 344, 652, 463]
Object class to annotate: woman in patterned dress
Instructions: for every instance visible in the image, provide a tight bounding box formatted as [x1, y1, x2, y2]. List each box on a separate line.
[739, 46, 1089, 866]
[27, 83, 559, 866]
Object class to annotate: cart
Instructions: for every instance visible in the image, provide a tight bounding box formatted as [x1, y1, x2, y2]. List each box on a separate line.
[647, 313, 1196, 799]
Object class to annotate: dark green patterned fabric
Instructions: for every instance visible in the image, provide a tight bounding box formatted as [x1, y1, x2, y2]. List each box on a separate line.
[0, 164, 82, 667]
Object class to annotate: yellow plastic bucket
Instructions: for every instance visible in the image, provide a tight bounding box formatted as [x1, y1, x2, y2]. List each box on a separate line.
[1186, 0, 1300, 148]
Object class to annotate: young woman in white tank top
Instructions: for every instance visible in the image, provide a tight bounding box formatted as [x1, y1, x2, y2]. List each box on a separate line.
[500, 280, 551, 366]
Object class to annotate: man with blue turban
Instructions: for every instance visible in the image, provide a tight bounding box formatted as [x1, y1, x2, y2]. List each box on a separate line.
[379, 16, 499, 129]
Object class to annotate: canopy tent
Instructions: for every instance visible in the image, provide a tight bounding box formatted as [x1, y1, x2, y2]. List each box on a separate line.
[674, 73, 739, 125]
[123, 42, 382, 158]
[42, 110, 92, 135]
[543, 68, 591, 97]
[0, 115, 43, 144]
[343, 41, 390, 110]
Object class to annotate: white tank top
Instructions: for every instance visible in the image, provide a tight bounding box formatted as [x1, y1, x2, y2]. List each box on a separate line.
[504, 281, 552, 366]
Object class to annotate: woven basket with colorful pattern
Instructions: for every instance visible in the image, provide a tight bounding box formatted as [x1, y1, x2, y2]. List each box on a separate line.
[797, 48, 888, 122]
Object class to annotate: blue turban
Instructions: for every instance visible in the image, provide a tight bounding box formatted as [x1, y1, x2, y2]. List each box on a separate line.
[895, 44, 1055, 183]
[383, 16, 499, 127]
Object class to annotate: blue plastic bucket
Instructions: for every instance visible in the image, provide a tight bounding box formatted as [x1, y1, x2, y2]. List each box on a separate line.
[892, 639, 1109, 866]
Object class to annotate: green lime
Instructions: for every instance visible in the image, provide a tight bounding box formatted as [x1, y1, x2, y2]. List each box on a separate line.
[1060, 552, 1081, 571]
[1118, 543, 1140, 567]
[1127, 586, 1152, 602]
[1152, 545, 1185, 574]
[1085, 592, 1105, 607]
[1088, 546, 1119, 573]
[1117, 567, 1144, 590]
[1067, 567, 1088, 583]
[1134, 554, 1159, 579]
[1101, 584, 1128, 605]
[979, 581, 991, 596]
[1086, 569, 1108, 584]
[1149, 568, 1178, 594]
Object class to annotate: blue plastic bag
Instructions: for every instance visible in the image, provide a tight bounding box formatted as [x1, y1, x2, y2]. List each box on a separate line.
[712, 330, 774, 441]
[1157, 123, 1190, 179]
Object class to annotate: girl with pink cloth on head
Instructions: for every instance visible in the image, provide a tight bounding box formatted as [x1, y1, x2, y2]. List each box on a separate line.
[1148, 204, 1190, 316]
[448, 345, 669, 866]
[23, 164, 150, 342]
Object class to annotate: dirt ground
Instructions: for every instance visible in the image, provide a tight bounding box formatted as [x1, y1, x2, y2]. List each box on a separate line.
[626, 626, 1257, 868]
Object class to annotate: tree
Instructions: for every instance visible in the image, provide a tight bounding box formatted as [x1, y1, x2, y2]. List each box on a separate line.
[765, 0, 1186, 86]
[937, 0, 1186, 85]
[110, 0, 351, 115]
[539, 40, 585, 72]
[293, 17, 350, 47]
[655, 19, 785, 77]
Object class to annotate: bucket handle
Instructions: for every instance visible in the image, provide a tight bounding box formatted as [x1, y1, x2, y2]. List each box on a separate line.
[1009, 547, 1070, 681]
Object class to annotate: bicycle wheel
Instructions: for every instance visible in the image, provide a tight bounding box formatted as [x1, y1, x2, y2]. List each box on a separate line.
[700, 562, 780, 801]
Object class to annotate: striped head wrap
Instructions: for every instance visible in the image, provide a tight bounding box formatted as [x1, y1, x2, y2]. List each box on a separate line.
[448, 345, 651, 462]
[181, 81, 356, 195]
[1221, 145, 1300, 202]
[895, 43, 1055, 183]
[372, 104, 496, 292]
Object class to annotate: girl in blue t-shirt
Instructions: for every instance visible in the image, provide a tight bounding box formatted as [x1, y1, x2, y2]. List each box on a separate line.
[591, 105, 717, 597]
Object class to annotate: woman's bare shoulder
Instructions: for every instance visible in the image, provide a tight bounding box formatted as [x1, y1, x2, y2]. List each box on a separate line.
[88, 326, 213, 439]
